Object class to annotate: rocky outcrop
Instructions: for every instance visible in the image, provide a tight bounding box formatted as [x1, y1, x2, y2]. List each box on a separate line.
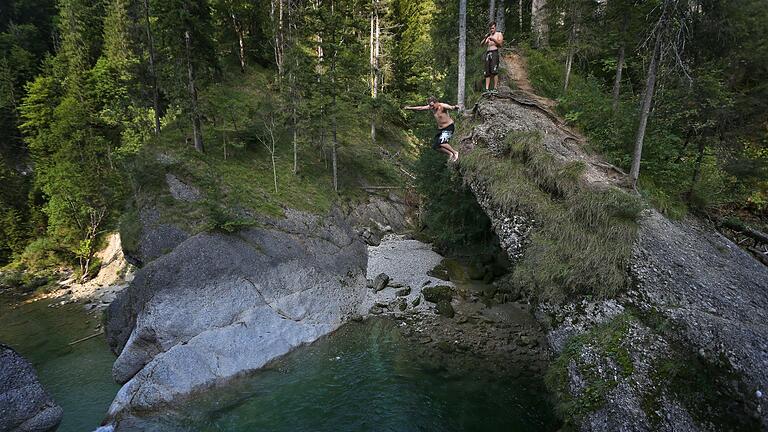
[123, 207, 190, 267]
[630, 210, 768, 428]
[104, 210, 368, 423]
[459, 53, 768, 430]
[346, 194, 410, 246]
[0, 344, 63, 432]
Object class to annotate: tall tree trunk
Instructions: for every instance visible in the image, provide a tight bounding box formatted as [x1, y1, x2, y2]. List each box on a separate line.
[496, 0, 505, 32]
[688, 139, 706, 199]
[519, 0, 523, 32]
[457, 0, 467, 109]
[611, 44, 625, 113]
[331, 0, 338, 192]
[143, 0, 161, 135]
[271, 0, 284, 80]
[370, 5, 380, 146]
[292, 105, 298, 174]
[184, 29, 204, 153]
[531, 0, 548, 48]
[563, 5, 579, 92]
[272, 149, 278, 193]
[629, 35, 661, 189]
[231, 11, 246, 72]
[611, 15, 628, 113]
[332, 105, 338, 192]
[489, 0, 496, 23]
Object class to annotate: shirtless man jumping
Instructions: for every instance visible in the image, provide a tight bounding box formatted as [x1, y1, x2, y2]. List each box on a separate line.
[481, 21, 503, 93]
[403, 96, 460, 162]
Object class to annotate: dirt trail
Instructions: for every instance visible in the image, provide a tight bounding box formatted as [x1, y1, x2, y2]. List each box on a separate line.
[502, 49, 556, 111]
[468, 47, 627, 187]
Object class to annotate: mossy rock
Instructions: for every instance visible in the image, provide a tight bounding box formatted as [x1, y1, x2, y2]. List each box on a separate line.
[436, 300, 455, 318]
[427, 263, 450, 281]
[422, 285, 454, 303]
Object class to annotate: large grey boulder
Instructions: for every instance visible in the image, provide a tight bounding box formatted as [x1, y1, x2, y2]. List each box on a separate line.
[0, 344, 63, 432]
[630, 210, 768, 428]
[104, 210, 367, 422]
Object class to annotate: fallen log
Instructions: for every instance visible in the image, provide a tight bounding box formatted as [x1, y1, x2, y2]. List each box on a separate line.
[68, 331, 104, 346]
[747, 247, 768, 266]
[721, 219, 768, 244]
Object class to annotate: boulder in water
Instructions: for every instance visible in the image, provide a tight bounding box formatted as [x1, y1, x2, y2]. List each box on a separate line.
[105, 210, 368, 420]
[0, 344, 63, 432]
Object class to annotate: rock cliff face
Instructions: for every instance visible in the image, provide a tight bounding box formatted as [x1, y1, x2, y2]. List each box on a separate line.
[0, 344, 63, 432]
[105, 209, 368, 423]
[458, 54, 768, 430]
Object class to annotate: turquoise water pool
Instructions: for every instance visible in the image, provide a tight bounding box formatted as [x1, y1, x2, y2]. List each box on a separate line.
[0, 294, 119, 432]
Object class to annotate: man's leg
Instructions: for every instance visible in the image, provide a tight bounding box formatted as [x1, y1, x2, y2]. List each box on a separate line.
[485, 76, 491, 91]
[440, 143, 459, 161]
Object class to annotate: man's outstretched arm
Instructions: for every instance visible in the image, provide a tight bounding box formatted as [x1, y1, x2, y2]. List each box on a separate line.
[403, 105, 430, 111]
[440, 103, 460, 110]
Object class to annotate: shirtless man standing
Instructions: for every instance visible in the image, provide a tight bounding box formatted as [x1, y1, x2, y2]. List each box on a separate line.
[403, 96, 460, 161]
[481, 21, 503, 93]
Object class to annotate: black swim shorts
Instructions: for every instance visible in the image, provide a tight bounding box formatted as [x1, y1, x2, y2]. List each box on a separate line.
[484, 50, 500, 78]
[432, 123, 455, 150]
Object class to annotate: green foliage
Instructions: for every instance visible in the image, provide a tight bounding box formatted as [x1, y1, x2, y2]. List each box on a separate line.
[461, 131, 642, 301]
[117, 207, 141, 256]
[16, 237, 71, 272]
[415, 147, 495, 253]
[120, 65, 405, 238]
[522, 0, 768, 222]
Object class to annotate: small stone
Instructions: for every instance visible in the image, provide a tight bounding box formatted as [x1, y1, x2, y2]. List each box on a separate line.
[411, 296, 421, 307]
[349, 314, 363, 322]
[388, 282, 404, 289]
[457, 315, 468, 324]
[369, 306, 383, 315]
[396, 286, 411, 297]
[373, 273, 389, 292]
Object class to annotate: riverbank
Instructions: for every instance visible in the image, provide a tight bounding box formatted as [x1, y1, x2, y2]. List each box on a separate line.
[364, 235, 552, 383]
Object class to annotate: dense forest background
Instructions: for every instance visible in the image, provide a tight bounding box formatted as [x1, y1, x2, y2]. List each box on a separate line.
[1, 0, 766, 279]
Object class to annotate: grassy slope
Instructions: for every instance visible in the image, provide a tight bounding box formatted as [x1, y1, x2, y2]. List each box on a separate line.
[460, 129, 642, 302]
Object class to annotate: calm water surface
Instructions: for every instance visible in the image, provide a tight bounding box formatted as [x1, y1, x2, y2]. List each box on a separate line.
[124, 319, 559, 432]
[1, 294, 558, 432]
[0, 294, 119, 432]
